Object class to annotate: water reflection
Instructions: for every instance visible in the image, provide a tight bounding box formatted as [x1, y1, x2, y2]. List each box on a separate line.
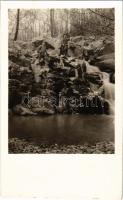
[9, 115, 114, 145]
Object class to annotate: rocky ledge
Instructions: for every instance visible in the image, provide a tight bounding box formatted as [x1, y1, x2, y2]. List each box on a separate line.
[9, 36, 114, 115]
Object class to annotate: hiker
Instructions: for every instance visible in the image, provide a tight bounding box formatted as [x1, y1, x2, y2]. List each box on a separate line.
[60, 33, 70, 56]
[59, 55, 64, 69]
[37, 41, 49, 66]
[78, 59, 86, 81]
[74, 59, 86, 81]
[82, 42, 90, 60]
[82, 42, 95, 61]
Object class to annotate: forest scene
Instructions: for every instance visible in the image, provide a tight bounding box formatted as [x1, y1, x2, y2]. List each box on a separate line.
[9, 8, 115, 154]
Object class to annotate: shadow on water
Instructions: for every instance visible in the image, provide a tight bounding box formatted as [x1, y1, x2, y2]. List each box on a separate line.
[9, 114, 114, 145]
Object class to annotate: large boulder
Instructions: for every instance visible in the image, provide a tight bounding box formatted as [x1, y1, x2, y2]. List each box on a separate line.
[95, 58, 115, 72]
[32, 37, 55, 50]
[29, 96, 55, 115]
[102, 42, 114, 55]
[13, 104, 36, 116]
[85, 72, 103, 85]
[71, 36, 83, 43]
[96, 53, 114, 62]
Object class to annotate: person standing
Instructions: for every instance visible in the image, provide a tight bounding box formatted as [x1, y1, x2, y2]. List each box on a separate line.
[60, 33, 70, 56]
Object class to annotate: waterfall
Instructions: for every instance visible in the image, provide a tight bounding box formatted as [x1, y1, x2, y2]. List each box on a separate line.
[85, 61, 100, 73]
[85, 61, 115, 115]
[31, 63, 41, 83]
[103, 72, 115, 114]
[31, 61, 49, 83]
[102, 72, 110, 83]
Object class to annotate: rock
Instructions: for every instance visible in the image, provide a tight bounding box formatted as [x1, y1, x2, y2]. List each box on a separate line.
[96, 53, 114, 61]
[95, 58, 115, 72]
[110, 72, 115, 83]
[20, 66, 32, 73]
[103, 101, 110, 115]
[9, 36, 114, 115]
[71, 36, 83, 43]
[32, 38, 55, 49]
[29, 95, 55, 115]
[9, 48, 19, 63]
[32, 107, 55, 115]
[13, 104, 37, 116]
[9, 45, 31, 67]
[102, 42, 114, 54]
[19, 55, 31, 67]
[85, 72, 103, 85]
[9, 79, 21, 86]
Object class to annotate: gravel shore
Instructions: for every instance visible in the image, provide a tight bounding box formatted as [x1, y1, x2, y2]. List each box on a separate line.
[9, 138, 114, 154]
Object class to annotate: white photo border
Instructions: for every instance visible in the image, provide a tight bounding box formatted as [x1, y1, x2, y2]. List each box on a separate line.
[0, 1, 122, 199]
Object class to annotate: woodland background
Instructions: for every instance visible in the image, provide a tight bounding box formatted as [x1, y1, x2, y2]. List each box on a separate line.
[9, 8, 114, 41]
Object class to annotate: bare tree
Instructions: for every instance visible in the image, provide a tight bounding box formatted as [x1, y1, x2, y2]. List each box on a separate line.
[14, 9, 20, 41]
[8, 8, 114, 41]
[64, 9, 69, 33]
[50, 9, 55, 37]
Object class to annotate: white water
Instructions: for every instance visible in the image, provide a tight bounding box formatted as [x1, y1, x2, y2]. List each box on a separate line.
[32, 58, 115, 115]
[102, 72, 110, 83]
[85, 61, 115, 115]
[85, 61, 100, 73]
[31, 63, 41, 83]
[31, 61, 49, 83]
[102, 70, 114, 114]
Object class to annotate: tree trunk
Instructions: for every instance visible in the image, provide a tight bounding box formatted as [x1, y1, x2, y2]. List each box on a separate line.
[64, 9, 69, 33]
[50, 9, 55, 37]
[14, 9, 20, 41]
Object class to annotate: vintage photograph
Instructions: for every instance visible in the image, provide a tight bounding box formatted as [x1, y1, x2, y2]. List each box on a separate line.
[8, 8, 115, 154]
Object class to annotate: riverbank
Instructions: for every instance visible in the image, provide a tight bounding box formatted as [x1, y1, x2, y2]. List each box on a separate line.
[9, 138, 114, 154]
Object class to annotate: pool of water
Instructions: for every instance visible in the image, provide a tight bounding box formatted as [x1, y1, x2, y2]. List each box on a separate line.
[9, 114, 114, 145]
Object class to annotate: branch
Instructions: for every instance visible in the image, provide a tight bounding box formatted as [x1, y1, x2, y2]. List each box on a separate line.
[88, 9, 114, 21]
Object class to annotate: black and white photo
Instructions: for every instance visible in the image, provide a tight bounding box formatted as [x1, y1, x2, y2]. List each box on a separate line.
[8, 8, 115, 154]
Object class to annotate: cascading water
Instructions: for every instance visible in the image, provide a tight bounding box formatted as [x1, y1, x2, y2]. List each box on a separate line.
[85, 61, 100, 73]
[85, 61, 115, 114]
[102, 72, 110, 83]
[31, 61, 49, 83]
[103, 72, 115, 115]
[31, 63, 41, 83]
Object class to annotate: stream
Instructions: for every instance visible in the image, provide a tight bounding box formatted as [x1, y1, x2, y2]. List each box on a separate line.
[9, 60, 115, 146]
[9, 114, 114, 145]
